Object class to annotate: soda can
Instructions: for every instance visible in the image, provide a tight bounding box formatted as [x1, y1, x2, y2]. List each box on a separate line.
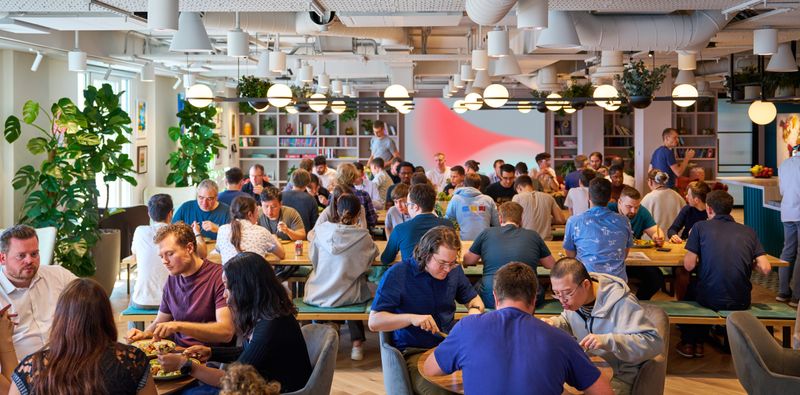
[295, 240, 303, 257]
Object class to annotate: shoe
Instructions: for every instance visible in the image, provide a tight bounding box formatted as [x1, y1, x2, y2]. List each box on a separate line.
[694, 343, 704, 358]
[350, 346, 364, 361]
[675, 342, 695, 359]
[776, 294, 791, 303]
[790, 299, 799, 308]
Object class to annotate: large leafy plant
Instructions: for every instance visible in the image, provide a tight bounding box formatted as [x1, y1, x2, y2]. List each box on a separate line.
[3, 84, 137, 276]
[166, 101, 225, 187]
[615, 60, 669, 98]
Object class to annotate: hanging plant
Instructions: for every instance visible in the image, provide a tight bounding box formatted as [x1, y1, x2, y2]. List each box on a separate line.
[531, 90, 551, 113]
[615, 60, 669, 108]
[561, 81, 594, 110]
[166, 101, 226, 187]
[237, 75, 272, 114]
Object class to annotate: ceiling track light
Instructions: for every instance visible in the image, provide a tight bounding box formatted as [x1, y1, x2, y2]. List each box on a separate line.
[141, 61, 155, 82]
[172, 76, 182, 90]
[30, 50, 43, 72]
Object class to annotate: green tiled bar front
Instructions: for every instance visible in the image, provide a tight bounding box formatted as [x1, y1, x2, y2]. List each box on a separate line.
[742, 186, 784, 258]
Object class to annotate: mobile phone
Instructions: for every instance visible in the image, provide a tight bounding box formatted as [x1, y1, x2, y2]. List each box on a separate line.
[656, 247, 672, 252]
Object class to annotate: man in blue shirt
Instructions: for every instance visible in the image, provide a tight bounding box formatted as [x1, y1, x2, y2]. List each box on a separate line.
[241, 164, 275, 204]
[668, 181, 710, 243]
[217, 167, 250, 206]
[423, 263, 612, 395]
[607, 186, 665, 300]
[172, 180, 230, 240]
[369, 226, 484, 395]
[564, 178, 633, 281]
[564, 154, 588, 191]
[464, 202, 555, 308]
[649, 128, 695, 188]
[677, 190, 772, 358]
[381, 183, 454, 264]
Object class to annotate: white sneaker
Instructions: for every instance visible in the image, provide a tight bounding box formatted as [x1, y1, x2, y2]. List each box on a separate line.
[351, 346, 364, 361]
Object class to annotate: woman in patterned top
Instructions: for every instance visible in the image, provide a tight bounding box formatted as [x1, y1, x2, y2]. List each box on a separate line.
[11, 278, 155, 395]
[216, 196, 285, 264]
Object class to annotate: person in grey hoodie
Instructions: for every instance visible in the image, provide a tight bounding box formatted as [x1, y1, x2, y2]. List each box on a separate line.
[304, 194, 379, 361]
[445, 173, 499, 240]
[547, 258, 663, 395]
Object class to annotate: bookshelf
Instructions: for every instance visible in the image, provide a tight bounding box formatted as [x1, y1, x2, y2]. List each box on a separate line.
[549, 112, 578, 165]
[672, 96, 718, 180]
[603, 110, 635, 173]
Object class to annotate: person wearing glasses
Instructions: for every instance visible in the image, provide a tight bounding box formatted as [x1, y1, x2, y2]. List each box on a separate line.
[548, 257, 663, 395]
[173, 179, 231, 240]
[369, 226, 484, 395]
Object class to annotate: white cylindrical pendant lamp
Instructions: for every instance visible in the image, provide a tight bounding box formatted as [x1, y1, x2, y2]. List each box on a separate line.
[255, 52, 270, 78]
[677, 51, 697, 70]
[140, 62, 155, 82]
[147, 0, 179, 31]
[227, 28, 249, 57]
[754, 28, 778, 56]
[517, 0, 548, 30]
[487, 29, 510, 58]
[453, 73, 464, 88]
[269, 51, 286, 72]
[300, 64, 313, 83]
[331, 79, 343, 95]
[68, 50, 87, 72]
[461, 64, 475, 81]
[318, 73, 330, 88]
[472, 49, 489, 70]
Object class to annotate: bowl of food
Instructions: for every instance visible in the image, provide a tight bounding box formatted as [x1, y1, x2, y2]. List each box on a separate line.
[149, 358, 200, 381]
[632, 239, 655, 249]
[131, 339, 176, 359]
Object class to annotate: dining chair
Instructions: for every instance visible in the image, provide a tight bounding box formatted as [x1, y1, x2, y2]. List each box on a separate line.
[631, 303, 669, 395]
[285, 323, 339, 395]
[379, 331, 413, 395]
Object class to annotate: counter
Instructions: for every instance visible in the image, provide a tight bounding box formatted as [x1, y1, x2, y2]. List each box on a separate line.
[719, 176, 784, 257]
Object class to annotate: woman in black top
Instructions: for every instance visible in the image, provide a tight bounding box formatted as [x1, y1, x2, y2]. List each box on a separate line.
[11, 279, 155, 395]
[158, 252, 312, 393]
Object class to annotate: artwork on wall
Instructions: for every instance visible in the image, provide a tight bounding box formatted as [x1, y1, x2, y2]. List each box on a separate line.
[136, 100, 147, 139]
[136, 145, 148, 174]
[777, 113, 800, 164]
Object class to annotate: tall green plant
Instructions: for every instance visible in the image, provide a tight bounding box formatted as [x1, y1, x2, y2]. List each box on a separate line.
[166, 101, 225, 187]
[3, 84, 137, 276]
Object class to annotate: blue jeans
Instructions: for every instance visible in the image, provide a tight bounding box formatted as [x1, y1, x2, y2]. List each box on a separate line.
[780, 222, 800, 299]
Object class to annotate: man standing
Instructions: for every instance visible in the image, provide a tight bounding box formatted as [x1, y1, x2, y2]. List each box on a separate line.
[0, 225, 77, 360]
[381, 184, 454, 264]
[367, 120, 400, 165]
[257, 187, 306, 241]
[779, 145, 800, 306]
[280, 169, 318, 233]
[564, 178, 633, 281]
[445, 173, 499, 240]
[313, 155, 338, 190]
[464, 202, 556, 308]
[423, 263, 612, 395]
[173, 179, 230, 240]
[513, 175, 565, 241]
[370, 226, 484, 395]
[488, 159, 505, 184]
[485, 163, 517, 203]
[217, 167, 250, 206]
[549, 258, 663, 395]
[425, 152, 451, 193]
[443, 165, 465, 196]
[564, 154, 588, 191]
[464, 160, 490, 192]
[385, 161, 415, 208]
[677, 190, 771, 358]
[369, 158, 393, 207]
[650, 128, 695, 188]
[242, 164, 274, 204]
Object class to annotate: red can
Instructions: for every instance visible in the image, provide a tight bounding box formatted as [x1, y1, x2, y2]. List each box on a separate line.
[295, 240, 303, 257]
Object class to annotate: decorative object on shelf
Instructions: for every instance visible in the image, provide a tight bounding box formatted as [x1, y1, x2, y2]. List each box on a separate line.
[262, 117, 276, 135]
[322, 118, 336, 135]
[615, 60, 669, 109]
[237, 75, 272, 114]
[166, 99, 225, 187]
[285, 123, 295, 135]
[3, 84, 137, 277]
[724, 66, 758, 100]
[243, 122, 253, 136]
[345, 126, 355, 135]
[361, 119, 374, 134]
[136, 146, 148, 174]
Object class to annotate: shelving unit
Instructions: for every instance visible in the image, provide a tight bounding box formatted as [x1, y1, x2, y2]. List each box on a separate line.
[549, 112, 578, 165]
[603, 110, 635, 173]
[672, 97, 718, 180]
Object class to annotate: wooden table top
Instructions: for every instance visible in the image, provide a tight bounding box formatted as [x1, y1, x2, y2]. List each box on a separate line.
[155, 377, 196, 395]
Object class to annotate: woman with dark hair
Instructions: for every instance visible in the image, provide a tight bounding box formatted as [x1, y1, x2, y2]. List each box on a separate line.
[305, 194, 379, 360]
[158, 253, 312, 393]
[216, 196, 285, 264]
[10, 279, 155, 395]
[314, 184, 368, 229]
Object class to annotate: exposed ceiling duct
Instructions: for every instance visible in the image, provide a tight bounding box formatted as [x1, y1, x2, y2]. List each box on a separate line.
[465, 0, 517, 26]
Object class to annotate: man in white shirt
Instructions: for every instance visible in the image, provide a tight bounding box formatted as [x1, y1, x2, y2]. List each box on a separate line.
[0, 225, 77, 360]
[779, 144, 800, 306]
[354, 162, 384, 207]
[131, 194, 173, 311]
[369, 157, 393, 206]
[425, 152, 451, 192]
[313, 155, 338, 190]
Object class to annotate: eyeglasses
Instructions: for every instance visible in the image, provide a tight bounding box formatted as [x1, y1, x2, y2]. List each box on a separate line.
[552, 287, 580, 301]
[432, 255, 459, 271]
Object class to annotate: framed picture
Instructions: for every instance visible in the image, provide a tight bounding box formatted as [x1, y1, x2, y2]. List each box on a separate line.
[136, 145, 148, 174]
[778, 114, 800, 164]
[136, 100, 147, 139]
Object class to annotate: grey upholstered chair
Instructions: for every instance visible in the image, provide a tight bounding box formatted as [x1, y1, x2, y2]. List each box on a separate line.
[727, 311, 800, 395]
[631, 303, 669, 395]
[285, 324, 339, 395]
[379, 331, 413, 395]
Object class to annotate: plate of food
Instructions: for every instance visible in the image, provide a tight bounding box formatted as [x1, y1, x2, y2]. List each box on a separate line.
[632, 239, 655, 249]
[132, 339, 176, 358]
[149, 358, 200, 381]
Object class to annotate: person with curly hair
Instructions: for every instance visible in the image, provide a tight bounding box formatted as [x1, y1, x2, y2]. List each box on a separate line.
[219, 363, 280, 395]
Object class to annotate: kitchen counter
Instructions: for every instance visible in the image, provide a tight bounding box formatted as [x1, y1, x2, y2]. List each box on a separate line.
[719, 176, 784, 257]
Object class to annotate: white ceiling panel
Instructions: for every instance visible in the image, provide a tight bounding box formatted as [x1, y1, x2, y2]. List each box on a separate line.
[15, 15, 146, 31]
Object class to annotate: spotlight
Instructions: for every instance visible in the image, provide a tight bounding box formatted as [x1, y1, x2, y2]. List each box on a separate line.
[648, 51, 654, 58]
[30, 51, 43, 72]
[103, 66, 112, 80]
[172, 76, 182, 90]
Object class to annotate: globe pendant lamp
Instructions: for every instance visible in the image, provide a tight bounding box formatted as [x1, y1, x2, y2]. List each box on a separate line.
[464, 92, 483, 111]
[483, 84, 509, 108]
[170, 12, 213, 53]
[267, 83, 292, 108]
[518, 101, 533, 113]
[331, 100, 347, 114]
[545, 93, 564, 112]
[384, 84, 410, 108]
[672, 84, 698, 108]
[748, 100, 777, 125]
[593, 84, 618, 109]
[186, 83, 214, 108]
[453, 99, 468, 114]
[308, 93, 328, 112]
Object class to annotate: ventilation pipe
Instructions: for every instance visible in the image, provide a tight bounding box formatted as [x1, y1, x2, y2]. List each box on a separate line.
[465, 0, 517, 26]
[591, 51, 624, 85]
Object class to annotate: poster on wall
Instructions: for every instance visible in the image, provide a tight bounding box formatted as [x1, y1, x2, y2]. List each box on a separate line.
[136, 146, 148, 174]
[136, 101, 147, 139]
[777, 114, 800, 164]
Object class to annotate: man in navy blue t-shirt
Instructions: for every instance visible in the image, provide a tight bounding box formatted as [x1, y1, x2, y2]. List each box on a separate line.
[423, 263, 612, 395]
[381, 183, 453, 264]
[650, 128, 695, 188]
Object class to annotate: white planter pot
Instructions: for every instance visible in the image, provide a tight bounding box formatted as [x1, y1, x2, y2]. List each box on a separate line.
[91, 229, 121, 296]
[775, 86, 794, 98]
[744, 86, 761, 100]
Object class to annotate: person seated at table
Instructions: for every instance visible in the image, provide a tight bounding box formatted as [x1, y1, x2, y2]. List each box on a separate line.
[242, 164, 275, 204]
[381, 184, 454, 264]
[442, 165, 465, 196]
[513, 175, 565, 241]
[257, 187, 306, 242]
[565, 168, 596, 217]
[548, 258, 663, 395]
[564, 178, 633, 282]
[464, 202, 555, 308]
[127, 223, 234, 348]
[369, 226, 484, 395]
[514, 161, 528, 178]
[564, 154, 588, 191]
[304, 194, 379, 361]
[464, 159, 491, 193]
[158, 253, 312, 393]
[445, 173, 499, 241]
[605, 156, 635, 187]
[531, 152, 561, 194]
[217, 167, 251, 207]
[173, 179, 231, 240]
[369, 157, 393, 207]
[676, 190, 772, 359]
[281, 169, 319, 233]
[313, 155, 338, 190]
[354, 162, 384, 208]
[486, 163, 517, 204]
[337, 163, 378, 229]
[11, 278, 156, 395]
[283, 158, 314, 192]
[315, 185, 368, 230]
[307, 173, 330, 208]
[423, 263, 613, 395]
[608, 186, 666, 300]
[668, 181, 710, 243]
[0, 225, 77, 361]
[384, 161, 414, 209]
[607, 165, 626, 203]
[219, 363, 280, 395]
[216, 196, 285, 264]
[130, 194, 173, 315]
[385, 183, 411, 238]
[641, 169, 686, 233]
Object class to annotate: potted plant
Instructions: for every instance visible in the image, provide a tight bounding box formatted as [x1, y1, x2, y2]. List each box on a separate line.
[237, 75, 272, 114]
[322, 118, 337, 135]
[340, 108, 357, 123]
[764, 71, 800, 98]
[166, 101, 226, 187]
[361, 119, 374, 135]
[531, 90, 551, 113]
[3, 84, 137, 288]
[262, 117, 276, 135]
[615, 60, 669, 109]
[561, 80, 594, 110]
[724, 66, 759, 100]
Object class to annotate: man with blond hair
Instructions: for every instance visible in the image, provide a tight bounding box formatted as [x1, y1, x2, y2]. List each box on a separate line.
[426, 152, 451, 193]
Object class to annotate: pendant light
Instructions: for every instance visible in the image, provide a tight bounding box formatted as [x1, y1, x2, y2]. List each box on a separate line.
[487, 28, 510, 58]
[464, 92, 483, 111]
[672, 84, 698, 108]
[227, 12, 249, 58]
[140, 61, 155, 82]
[472, 70, 490, 89]
[517, 0, 548, 30]
[68, 31, 87, 72]
[147, 0, 178, 31]
[269, 34, 287, 73]
[267, 83, 292, 108]
[308, 93, 328, 112]
[492, 53, 521, 76]
[186, 83, 214, 108]
[170, 12, 213, 53]
[535, 11, 580, 49]
[299, 62, 314, 83]
[461, 64, 475, 82]
[384, 84, 410, 108]
[766, 42, 798, 72]
[748, 100, 777, 125]
[255, 52, 270, 78]
[483, 84, 509, 108]
[331, 80, 343, 95]
[753, 28, 778, 56]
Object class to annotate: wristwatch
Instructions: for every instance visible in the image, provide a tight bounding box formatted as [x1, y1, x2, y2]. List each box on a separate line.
[180, 358, 194, 375]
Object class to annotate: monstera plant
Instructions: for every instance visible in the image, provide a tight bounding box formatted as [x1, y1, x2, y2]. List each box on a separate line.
[3, 84, 137, 276]
[166, 101, 225, 187]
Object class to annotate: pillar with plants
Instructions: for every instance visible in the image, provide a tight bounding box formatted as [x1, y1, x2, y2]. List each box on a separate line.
[166, 101, 226, 187]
